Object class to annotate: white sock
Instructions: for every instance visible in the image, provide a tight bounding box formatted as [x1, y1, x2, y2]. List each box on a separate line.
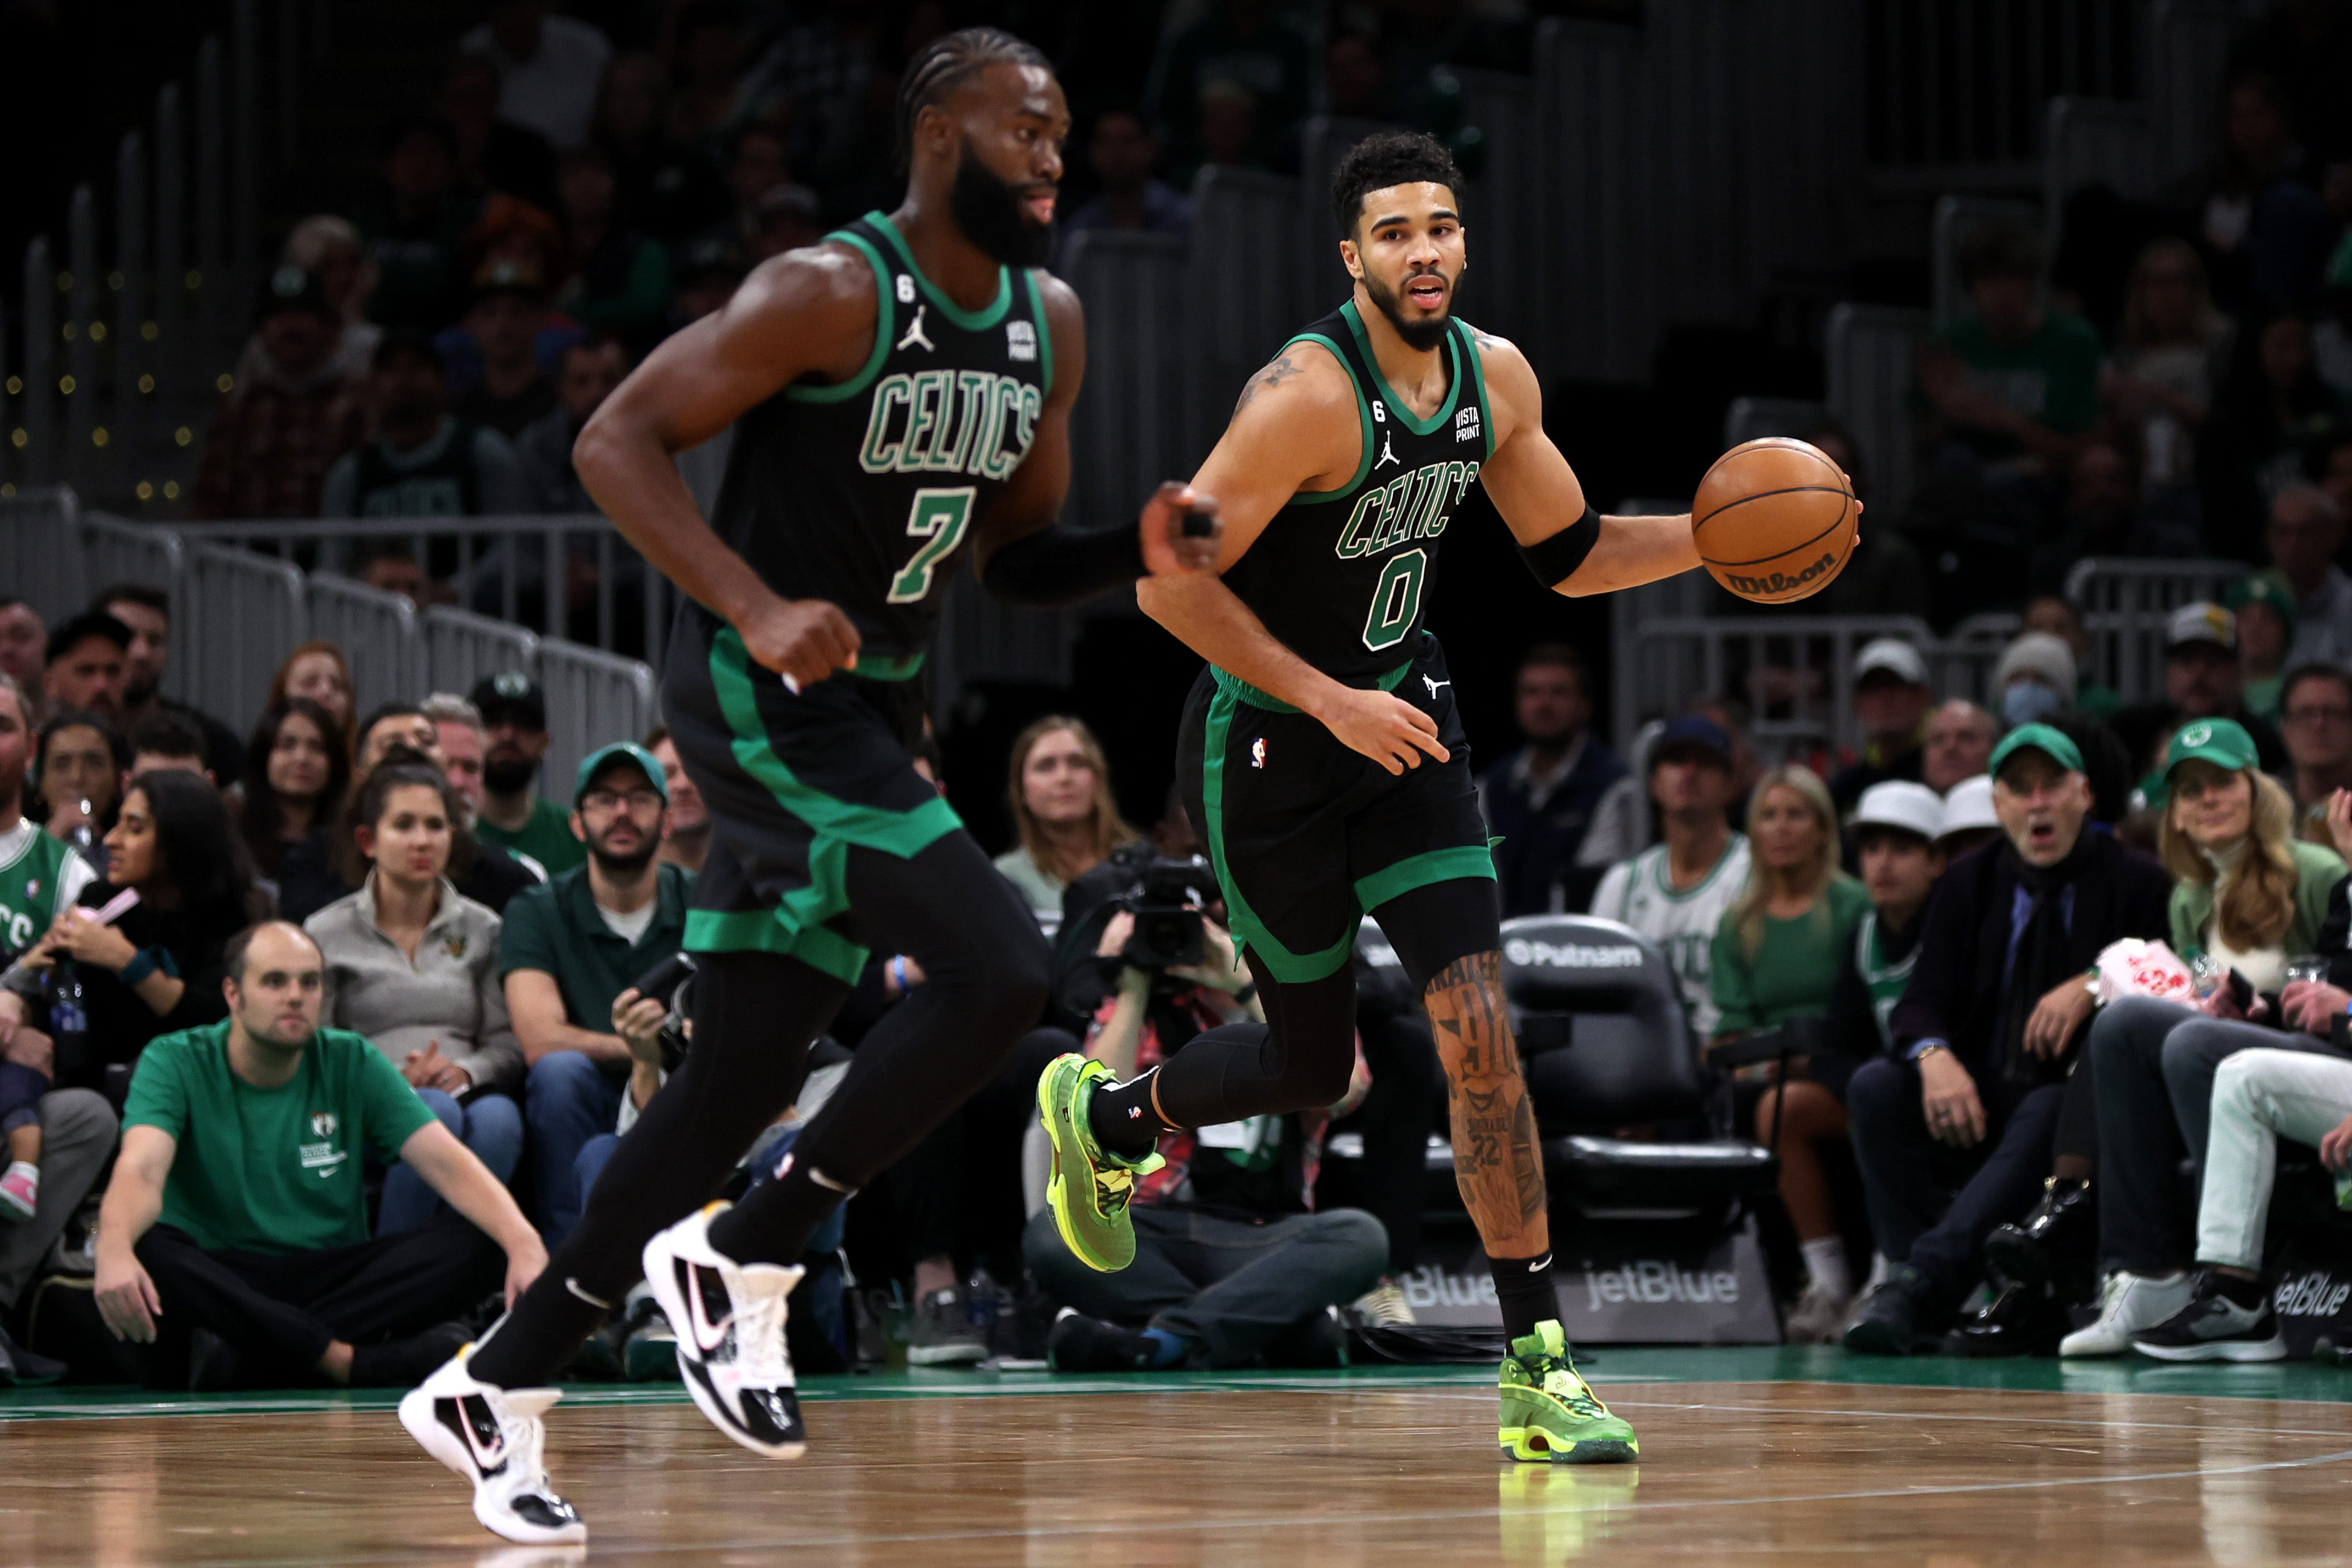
[1801, 1238, 1851, 1301]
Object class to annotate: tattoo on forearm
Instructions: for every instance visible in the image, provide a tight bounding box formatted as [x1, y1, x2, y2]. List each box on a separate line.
[1425, 952, 1548, 1251]
[1232, 353, 1303, 416]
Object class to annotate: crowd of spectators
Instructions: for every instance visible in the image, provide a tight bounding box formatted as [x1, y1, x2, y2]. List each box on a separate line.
[1903, 12, 2352, 625]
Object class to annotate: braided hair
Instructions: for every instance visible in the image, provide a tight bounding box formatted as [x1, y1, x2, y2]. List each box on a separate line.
[894, 27, 1052, 174]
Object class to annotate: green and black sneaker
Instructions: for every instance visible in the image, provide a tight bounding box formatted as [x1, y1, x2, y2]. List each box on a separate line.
[1498, 1321, 1639, 1463]
[1037, 1055, 1163, 1273]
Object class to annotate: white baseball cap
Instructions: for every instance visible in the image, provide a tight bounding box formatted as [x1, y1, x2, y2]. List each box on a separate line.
[1852, 780, 1945, 842]
[1939, 774, 1999, 838]
[1855, 637, 1929, 687]
[2165, 602, 2236, 652]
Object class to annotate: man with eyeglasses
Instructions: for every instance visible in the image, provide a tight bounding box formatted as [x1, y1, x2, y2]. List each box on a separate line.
[498, 743, 692, 1241]
[2279, 664, 2352, 846]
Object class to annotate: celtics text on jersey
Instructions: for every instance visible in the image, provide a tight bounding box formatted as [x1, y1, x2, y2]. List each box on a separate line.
[1220, 300, 1495, 680]
[703, 212, 1054, 666]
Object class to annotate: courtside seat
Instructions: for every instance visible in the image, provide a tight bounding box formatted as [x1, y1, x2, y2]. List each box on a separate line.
[1501, 915, 1776, 1218]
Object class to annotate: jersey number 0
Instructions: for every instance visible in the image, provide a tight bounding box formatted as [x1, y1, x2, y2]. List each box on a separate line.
[887, 487, 977, 603]
[1362, 547, 1427, 651]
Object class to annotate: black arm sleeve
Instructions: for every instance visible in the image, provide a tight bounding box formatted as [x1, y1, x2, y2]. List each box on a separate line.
[1515, 505, 1602, 589]
[977, 522, 1147, 608]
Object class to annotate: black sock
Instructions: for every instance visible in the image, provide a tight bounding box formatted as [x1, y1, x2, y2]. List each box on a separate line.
[705, 1156, 853, 1268]
[1490, 1251, 1558, 1344]
[1087, 1067, 1176, 1159]
[2208, 1269, 2266, 1310]
[467, 1276, 613, 1388]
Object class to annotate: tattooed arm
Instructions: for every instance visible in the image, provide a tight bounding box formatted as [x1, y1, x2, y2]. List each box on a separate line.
[1138, 342, 1452, 776]
[1423, 952, 1549, 1256]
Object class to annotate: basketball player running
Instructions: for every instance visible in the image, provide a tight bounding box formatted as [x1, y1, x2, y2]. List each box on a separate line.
[399, 31, 1220, 1544]
[1039, 132, 1699, 1463]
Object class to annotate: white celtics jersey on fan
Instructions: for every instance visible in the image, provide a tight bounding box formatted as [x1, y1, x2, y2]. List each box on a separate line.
[1588, 833, 1752, 1040]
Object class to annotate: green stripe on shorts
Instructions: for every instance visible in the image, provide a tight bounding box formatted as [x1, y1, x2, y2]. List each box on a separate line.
[1353, 844, 1497, 913]
[1200, 683, 1356, 984]
[1209, 659, 1412, 714]
[693, 629, 963, 985]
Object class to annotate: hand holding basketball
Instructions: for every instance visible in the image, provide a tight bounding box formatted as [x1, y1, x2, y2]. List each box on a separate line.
[1692, 438, 1859, 604]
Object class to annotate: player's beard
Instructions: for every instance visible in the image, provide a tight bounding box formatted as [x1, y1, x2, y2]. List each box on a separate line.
[1362, 265, 1454, 351]
[951, 141, 1055, 268]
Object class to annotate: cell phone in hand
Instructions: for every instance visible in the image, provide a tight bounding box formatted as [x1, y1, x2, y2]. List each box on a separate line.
[2226, 968, 2255, 1013]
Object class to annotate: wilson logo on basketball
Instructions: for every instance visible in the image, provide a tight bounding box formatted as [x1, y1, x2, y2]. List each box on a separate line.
[1722, 549, 1839, 599]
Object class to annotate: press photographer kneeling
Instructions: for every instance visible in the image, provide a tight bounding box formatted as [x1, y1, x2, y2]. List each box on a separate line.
[1026, 854, 1387, 1371]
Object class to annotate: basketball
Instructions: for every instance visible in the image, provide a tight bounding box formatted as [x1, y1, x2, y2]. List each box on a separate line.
[1691, 438, 1858, 604]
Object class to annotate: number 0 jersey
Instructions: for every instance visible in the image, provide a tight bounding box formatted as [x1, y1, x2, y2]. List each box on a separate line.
[704, 211, 1054, 670]
[1220, 300, 1495, 682]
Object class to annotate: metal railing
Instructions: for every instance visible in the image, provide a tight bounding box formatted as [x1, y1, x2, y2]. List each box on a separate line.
[1608, 556, 2255, 759]
[0, 489, 656, 784]
[1865, 0, 2140, 174]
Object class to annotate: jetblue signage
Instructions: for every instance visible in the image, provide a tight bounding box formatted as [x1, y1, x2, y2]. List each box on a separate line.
[1403, 1223, 1779, 1343]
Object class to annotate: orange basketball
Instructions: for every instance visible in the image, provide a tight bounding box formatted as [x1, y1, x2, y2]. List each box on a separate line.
[1691, 437, 1857, 604]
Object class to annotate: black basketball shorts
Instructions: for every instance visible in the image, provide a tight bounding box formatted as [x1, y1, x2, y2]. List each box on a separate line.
[660, 613, 960, 986]
[1177, 633, 1496, 985]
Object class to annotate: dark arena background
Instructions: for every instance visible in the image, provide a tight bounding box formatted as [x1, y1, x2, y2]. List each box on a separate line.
[4, 0, 2352, 1561]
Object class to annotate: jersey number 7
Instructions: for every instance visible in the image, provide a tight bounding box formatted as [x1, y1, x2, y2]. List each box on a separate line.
[887, 487, 977, 603]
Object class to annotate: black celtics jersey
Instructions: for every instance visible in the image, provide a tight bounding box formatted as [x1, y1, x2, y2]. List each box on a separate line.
[705, 212, 1054, 669]
[1221, 300, 1494, 682]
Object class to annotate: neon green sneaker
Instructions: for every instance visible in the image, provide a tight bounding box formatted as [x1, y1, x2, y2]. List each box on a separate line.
[1037, 1055, 1163, 1272]
[1498, 1321, 1639, 1463]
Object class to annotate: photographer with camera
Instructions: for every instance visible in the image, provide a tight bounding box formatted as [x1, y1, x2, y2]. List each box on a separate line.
[1025, 854, 1388, 1372]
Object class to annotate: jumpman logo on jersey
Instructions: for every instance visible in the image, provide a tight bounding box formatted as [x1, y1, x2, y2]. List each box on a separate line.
[1373, 429, 1400, 469]
[896, 303, 935, 353]
[1423, 675, 1450, 698]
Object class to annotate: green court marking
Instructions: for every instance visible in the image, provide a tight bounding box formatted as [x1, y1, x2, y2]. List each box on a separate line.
[5, 1348, 2350, 1423]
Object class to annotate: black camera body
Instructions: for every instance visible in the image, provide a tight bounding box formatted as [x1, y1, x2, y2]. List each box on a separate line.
[632, 951, 698, 1072]
[1118, 854, 1217, 970]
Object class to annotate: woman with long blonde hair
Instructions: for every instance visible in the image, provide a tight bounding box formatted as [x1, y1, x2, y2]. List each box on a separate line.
[1711, 765, 1869, 1039]
[992, 716, 1139, 915]
[2158, 720, 2339, 986]
[1709, 765, 1873, 1339]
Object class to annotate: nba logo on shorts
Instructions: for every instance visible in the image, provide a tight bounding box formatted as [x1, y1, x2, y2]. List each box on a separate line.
[1251, 737, 1267, 769]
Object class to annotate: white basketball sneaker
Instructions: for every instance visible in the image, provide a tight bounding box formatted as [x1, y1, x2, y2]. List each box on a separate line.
[398, 1346, 586, 1545]
[2058, 1270, 2193, 1357]
[643, 1201, 808, 1457]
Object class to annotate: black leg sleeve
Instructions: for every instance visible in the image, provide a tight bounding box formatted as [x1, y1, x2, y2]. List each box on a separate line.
[1143, 966, 1362, 1128]
[709, 832, 1051, 1267]
[468, 948, 849, 1388]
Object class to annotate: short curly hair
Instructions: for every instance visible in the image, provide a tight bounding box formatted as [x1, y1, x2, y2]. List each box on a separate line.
[1330, 130, 1464, 238]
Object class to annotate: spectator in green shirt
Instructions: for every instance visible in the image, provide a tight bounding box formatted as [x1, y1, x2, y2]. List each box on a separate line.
[470, 673, 586, 877]
[501, 743, 691, 1240]
[1918, 221, 2102, 475]
[1710, 764, 1871, 1042]
[91, 921, 544, 1389]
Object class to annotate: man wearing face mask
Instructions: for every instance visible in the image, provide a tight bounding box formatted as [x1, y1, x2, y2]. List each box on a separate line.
[1991, 631, 2077, 731]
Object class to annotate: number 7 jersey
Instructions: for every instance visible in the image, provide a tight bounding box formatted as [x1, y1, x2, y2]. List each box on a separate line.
[1222, 299, 1495, 682]
[706, 211, 1053, 667]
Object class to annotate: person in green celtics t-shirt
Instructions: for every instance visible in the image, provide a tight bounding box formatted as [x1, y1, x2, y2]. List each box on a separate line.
[1918, 220, 2101, 474]
[92, 921, 546, 1389]
[469, 672, 586, 876]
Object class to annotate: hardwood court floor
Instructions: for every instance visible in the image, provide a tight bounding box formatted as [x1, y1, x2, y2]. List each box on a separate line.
[5, 1349, 2352, 1566]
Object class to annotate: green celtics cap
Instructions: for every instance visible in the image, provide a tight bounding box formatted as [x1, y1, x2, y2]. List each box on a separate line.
[1988, 722, 2085, 778]
[2163, 717, 2258, 776]
[573, 742, 667, 806]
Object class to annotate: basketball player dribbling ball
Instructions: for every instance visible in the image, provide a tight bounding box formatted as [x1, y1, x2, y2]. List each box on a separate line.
[1038, 131, 1839, 1464]
[397, 30, 1222, 1544]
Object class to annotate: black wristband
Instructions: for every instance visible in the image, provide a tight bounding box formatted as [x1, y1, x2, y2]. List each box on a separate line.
[978, 522, 1148, 608]
[1516, 505, 1602, 589]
